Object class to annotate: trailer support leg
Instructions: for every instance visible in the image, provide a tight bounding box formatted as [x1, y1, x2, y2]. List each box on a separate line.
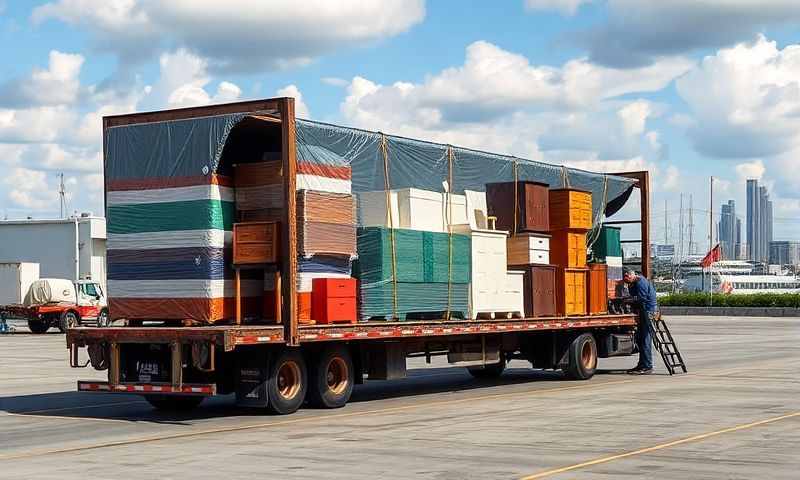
[171, 341, 183, 388]
[109, 342, 120, 385]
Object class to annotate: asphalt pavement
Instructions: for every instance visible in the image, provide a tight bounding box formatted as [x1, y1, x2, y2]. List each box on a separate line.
[0, 316, 798, 479]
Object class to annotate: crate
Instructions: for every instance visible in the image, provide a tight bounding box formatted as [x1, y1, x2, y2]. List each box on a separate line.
[549, 230, 587, 268]
[233, 222, 278, 264]
[507, 233, 551, 265]
[587, 263, 608, 315]
[549, 188, 592, 231]
[486, 181, 550, 233]
[509, 264, 557, 318]
[233, 161, 282, 187]
[556, 267, 588, 316]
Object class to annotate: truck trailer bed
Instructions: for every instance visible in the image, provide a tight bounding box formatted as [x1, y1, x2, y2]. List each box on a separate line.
[67, 313, 635, 350]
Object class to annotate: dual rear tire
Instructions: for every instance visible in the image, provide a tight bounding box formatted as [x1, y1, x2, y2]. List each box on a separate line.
[265, 346, 356, 414]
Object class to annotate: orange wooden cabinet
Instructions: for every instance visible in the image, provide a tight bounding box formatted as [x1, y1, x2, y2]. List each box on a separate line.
[311, 278, 357, 324]
[556, 267, 588, 316]
[549, 188, 592, 231]
[233, 222, 279, 264]
[587, 263, 608, 315]
[549, 230, 587, 268]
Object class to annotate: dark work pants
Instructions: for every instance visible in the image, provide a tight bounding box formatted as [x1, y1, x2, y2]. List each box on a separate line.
[636, 310, 655, 369]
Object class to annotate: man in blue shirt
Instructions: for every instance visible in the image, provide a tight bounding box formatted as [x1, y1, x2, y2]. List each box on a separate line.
[622, 267, 657, 374]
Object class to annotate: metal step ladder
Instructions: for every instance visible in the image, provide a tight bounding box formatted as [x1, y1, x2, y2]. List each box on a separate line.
[650, 314, 687, 375]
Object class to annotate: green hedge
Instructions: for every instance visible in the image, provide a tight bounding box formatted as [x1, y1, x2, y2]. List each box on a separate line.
[660, 293, 800, 307]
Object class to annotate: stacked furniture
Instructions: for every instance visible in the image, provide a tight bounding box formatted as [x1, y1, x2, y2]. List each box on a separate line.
[548, 188, 592, 316]
[489, 181, 556, 318]
[235, 159, 358, 325]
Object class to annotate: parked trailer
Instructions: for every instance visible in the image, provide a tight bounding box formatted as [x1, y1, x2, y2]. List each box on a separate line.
[67, 98, 650, 414]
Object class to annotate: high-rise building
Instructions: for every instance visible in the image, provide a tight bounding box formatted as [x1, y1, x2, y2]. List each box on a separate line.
[746, 179, 773, 263]
[718, 200, 737, 259]
[746, 179, 759, 261]
[770, 241, 800, 266]
[735, 218, 742, 260]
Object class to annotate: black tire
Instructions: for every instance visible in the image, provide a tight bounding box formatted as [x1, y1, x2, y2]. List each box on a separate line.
[467, 358, 506, 379]
[144, 395, 204, 411]
[267, 348, 307, 415]
[58, 311, 79, 333]
[307, 345, 354, 409]
[97, 309, 110, 327]
[565, 333, 597, 380]
[27, 319, 50, 334]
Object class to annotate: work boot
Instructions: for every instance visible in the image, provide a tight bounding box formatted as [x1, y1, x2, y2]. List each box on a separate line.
[630, 367, 653, 375]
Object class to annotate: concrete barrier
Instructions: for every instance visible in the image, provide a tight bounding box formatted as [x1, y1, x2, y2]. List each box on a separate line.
[660, 306, 800, 317]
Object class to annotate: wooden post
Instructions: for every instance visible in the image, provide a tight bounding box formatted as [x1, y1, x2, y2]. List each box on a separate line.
[274, 270, 282, 325]
[235, 268, 241, 325]
[171, 341, 183, 388]
[108, 342, 120, 386]
[279, 98, 298, 345]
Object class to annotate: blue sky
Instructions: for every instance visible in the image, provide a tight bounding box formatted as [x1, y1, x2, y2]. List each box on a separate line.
[1, 0, 799, 252]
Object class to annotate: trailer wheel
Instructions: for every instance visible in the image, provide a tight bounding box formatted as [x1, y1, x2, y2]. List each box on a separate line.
[565, 333, 597, 380]
[144, 395, 204, 411]
[58, 311, 79, 333]
[27, 319, 50, 334]
[267, 348, 307, 415]
[467, 358, 506, 379]
[307, 345, 354, 409]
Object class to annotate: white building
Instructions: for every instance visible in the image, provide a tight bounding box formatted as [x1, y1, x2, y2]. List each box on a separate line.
[0, 214, 106, 289]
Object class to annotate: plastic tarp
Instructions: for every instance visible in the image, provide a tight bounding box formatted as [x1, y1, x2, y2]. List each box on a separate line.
[104, 112, 636, 322]
[24, 279, 76, 306]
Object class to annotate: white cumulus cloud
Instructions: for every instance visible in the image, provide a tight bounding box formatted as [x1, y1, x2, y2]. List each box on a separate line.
[33, 0, 426, 73]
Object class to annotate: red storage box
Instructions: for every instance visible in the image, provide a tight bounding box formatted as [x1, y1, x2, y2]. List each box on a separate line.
[312, 277, 357, 299]
[311, 278, 357, 324]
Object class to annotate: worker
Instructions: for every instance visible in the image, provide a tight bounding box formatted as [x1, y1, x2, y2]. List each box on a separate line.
[622, 267, 657, 375]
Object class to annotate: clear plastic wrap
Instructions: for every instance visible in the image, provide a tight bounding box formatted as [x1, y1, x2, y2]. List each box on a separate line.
[104, 112, 635, 323]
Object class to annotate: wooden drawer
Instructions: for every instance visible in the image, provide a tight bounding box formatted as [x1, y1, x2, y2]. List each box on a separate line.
[312, 278, 357, 299]
[312, 297, 357, 324]
[549, 189, 592, 231]
[233, 222, 278, 264]
[549, 230, 587, 268]
[556, 267, 588, 316]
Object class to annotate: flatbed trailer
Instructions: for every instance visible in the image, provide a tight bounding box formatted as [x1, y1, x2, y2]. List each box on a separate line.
[67, 98, 650, 414]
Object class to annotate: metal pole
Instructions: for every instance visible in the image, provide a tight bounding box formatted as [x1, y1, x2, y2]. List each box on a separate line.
[710, 177, 713, 306]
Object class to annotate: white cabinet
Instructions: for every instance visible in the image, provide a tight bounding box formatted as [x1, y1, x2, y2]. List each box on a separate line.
[453, 227, 524, 318]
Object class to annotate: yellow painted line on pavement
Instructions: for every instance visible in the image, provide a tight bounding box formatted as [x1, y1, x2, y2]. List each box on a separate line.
[519, 411, 800, 479]
[0, 378, 634, 461]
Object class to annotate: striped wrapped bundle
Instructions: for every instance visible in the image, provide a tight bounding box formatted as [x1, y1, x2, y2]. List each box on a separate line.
[106, 175, 262, 323]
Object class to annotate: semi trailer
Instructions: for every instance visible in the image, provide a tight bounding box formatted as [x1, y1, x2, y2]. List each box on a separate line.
[67, 98, 651, 414]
